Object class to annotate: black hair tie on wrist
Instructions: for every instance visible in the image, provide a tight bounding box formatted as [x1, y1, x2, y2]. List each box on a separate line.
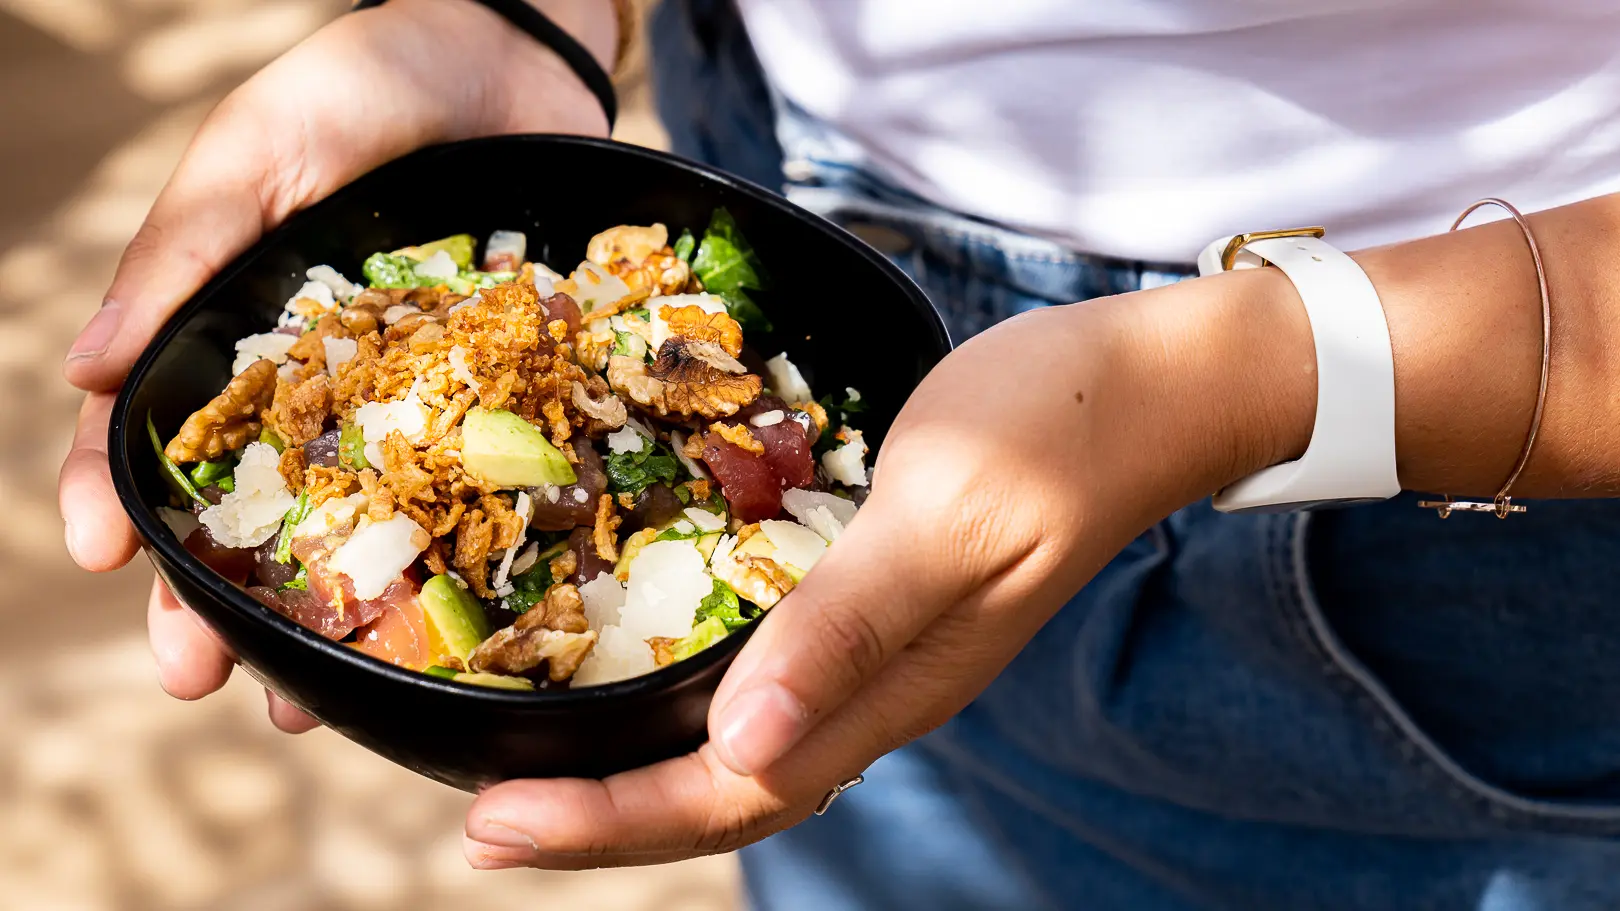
[352, 0, 617, 128]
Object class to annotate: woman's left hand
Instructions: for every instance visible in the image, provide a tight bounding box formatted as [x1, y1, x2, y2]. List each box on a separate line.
[461, 269, 1314, 869]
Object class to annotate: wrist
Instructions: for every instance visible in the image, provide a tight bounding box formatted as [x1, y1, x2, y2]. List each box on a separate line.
[1086, 267, 1316, 522]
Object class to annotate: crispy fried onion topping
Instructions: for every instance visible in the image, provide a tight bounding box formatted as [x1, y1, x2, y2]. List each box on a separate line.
[165, 358, 277, 462]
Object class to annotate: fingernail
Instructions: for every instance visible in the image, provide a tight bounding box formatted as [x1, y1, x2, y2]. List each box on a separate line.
[63, 520, 83, 565]
[714, 682, 808, 777]
[468, 818, 538, 851]
[67, 301, 122, 361]
[466, 841, 533, 870]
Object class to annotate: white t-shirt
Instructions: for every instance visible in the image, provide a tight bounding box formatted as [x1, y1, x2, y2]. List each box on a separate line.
[736, 0, 1620, 263]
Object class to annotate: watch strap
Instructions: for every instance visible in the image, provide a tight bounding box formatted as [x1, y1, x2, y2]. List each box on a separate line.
[1197, 234, 1401, 513]
[352, 0, 617, 128]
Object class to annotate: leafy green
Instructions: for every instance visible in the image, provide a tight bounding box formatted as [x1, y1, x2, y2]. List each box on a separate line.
[671, 616, 730, 662]
[424, 665, 459, 680]
[612, 331, 635, 356]
[673, 229, 695, 263]
[272, 492, 312, 564]
[604, 437, 681, 496]
[188, 458, 235, 490]
[691, 208, 774, 332]
[258, 427, 286, 453]
[279, 565, 308, 592]
[813, 391, 868, 452]
[655, 524, 705, 543]
[674, 484, 693, 505]
[502, 562, 554, 614]
[215, 476, 236, 494]
[147, 413, 207, 506]
[695, 579, 750, 632]
[338, 422, 369, 471]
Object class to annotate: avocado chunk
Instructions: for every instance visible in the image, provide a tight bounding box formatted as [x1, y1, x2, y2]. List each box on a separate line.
[462, 407, 577, 487]
[420, 575, 492, 663]
[453, 672, 535, 691]
[395, 234, 476, 269]
[735, 532, 807, 582]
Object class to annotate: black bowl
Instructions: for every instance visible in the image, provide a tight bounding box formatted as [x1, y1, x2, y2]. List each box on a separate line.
[108, 135, 949, 791]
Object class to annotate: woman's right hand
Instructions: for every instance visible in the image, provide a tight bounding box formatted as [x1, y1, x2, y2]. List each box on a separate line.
[58, 0, 615, 730]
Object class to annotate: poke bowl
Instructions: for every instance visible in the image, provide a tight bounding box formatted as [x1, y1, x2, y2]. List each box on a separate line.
[108, 134, 949, 790]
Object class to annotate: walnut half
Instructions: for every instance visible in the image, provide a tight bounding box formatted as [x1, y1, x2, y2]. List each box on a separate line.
[605, 338, 761, 420]
[165, 358, 277, 463]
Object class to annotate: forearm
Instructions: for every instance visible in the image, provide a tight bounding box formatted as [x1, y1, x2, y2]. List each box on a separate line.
[1099, 191, 1620, 521]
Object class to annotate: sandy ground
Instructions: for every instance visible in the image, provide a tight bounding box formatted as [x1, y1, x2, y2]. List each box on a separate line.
[0, 1, 739, 908]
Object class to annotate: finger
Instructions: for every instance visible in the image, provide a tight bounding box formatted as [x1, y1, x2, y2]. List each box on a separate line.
[704, 476, 1034, 777]
[64, 100, 271, 392]
[58, 392, 142, 571]
[147, 577, 235, 700]
[266, 690, 321, 734]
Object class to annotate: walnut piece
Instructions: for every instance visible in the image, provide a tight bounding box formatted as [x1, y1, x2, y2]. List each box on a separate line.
[468, 625, 598, 681]
[712, 552, 796, 611]
[165, 358, 277, 463]
[663, 305, 744, 356]
[648, 637, 678, 668]
[587, 224, 669, 271]
[605, 340, 761, 420]
[517, 582, 589, 634]
[570, 380, 627, 429]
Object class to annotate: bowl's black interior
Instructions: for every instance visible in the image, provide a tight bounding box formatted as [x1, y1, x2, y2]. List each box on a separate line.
[109, 135, 949, 791]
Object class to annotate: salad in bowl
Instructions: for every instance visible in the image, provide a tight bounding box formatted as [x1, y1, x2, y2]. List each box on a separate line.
[148, 211, 870, 692]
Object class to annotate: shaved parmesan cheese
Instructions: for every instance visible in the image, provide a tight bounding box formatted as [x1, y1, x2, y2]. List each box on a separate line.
[670, 430, 709, 480]
[579, 572, 627, 631]
[284, 279, 336, 313]
[293, 493, 368, 539]
[801, 506, 845, 543]
[485, 230, 526, 267]
[415, 249, 459, 280]
[382, 304, 417, 325]
[323, 336, 357, 376]
[570, 261, 632, 313]
[672, 520, 696, 535]
[572, 488, 590, 504]
[491, 494, 537, 591]
[447, 293, 481, 316]
[447, 345, 479, 390]
[765, 353, 813, 404]
[708, 533, 737, 568]
[198, 443, 296, 548]
[156, 507, 200, 541]
[571, 624, 655, 686]
[606, 426, 645, 453]
[355, 380, 429, 467]
[618, 540, 712, 640]
[821, 428, 869, 487]
[750, 410, 785, 427]
[845, 387, 862, 402]
[684, 508, 727, 533]
[533, 262, 564, 283]
[509, 542, 541, 577]
[760, 520, 828, 571]
[327, 513, 430, 600]
[307, 265, 358, 302]
[231, 332, 298, 376]
[543, 485, 561, 504]
[782, 488, 858, 527]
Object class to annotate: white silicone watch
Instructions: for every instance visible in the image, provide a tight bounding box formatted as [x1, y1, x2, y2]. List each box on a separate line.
[1196, 228, 1401, 513]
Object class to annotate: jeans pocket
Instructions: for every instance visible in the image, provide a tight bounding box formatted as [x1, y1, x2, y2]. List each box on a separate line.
[1292, 501, 1620, 836]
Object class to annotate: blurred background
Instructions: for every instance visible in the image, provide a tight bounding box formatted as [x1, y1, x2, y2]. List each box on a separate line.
[0, 0, 740, 908]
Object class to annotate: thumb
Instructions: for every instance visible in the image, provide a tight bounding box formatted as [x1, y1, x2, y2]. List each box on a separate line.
[706, 483, 1003, 777]
[63, 100, 273, 391]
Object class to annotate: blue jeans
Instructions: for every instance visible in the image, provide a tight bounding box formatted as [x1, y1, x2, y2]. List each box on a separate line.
[651, 6, 1620, 908]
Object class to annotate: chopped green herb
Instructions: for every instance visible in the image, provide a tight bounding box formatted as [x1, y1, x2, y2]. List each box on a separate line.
[424, 665, 459, 680]
[272, 492, 312, 564]
[604, 437, 681, 496]
[629, 306, 651, 321]
[612, 331, 635, 356]
[502, 562, 553, 614]
[695, 578, 750, 631]
[188, 458, 235, 490]
[147, 413, 207, 506]
[673, 228, 695, 263]
[674, 484, 693, 505]
[654, 524, 704, 543]
[671, 616, 729, 662]
[278, 565, 308, 592]
[691, 208, 774, 333]
[362, 252, 424, 288]
[338, 422, 369, 470]
[215, 476, 236, 494]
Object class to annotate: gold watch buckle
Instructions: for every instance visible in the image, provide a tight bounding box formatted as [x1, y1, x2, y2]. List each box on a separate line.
[1220, 226, 1327, 271]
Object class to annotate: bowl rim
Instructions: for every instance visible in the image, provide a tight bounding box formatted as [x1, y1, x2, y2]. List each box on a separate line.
[108, 133, 950, 705]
